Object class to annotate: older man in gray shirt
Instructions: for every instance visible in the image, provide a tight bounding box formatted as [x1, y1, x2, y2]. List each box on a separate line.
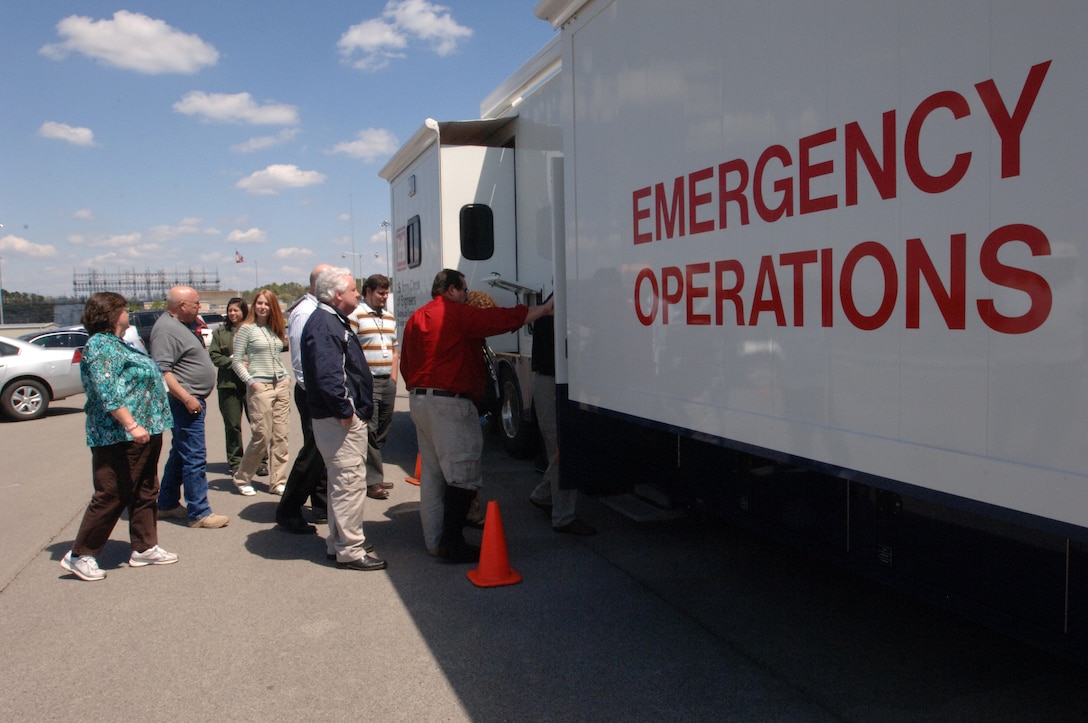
[153, 286, 229, 529]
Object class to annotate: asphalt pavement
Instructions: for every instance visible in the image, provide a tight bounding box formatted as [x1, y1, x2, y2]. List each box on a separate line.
[1, 378, 1085, 721]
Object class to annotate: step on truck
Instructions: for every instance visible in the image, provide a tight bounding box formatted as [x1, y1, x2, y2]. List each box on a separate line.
[382, 0, 1088, 663]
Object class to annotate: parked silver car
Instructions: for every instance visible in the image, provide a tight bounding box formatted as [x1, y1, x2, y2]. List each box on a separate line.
[0, 337, 85, 421]
[19, 324, 147, 355]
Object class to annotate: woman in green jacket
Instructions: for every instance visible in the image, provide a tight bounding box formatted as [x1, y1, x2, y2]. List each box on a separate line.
[209, 297, 249, 475]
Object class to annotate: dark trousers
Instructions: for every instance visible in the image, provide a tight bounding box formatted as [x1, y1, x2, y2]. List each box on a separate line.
[277, 383, 328, 521]
[365, 375, 397, 487]
[73, 435, 163, 557]
[218, 384, 247, 472]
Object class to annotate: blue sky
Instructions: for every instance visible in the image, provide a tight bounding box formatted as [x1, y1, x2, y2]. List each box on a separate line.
[0, 1, 556, 297]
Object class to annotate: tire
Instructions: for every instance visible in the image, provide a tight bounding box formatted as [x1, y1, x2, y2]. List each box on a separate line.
[2, 379, 50, 421]
[498, 369, 534, 458]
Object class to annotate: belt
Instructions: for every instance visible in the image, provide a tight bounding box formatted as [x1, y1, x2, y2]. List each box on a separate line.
[373, 375, 391, 379]
[412, 388, 469, 399]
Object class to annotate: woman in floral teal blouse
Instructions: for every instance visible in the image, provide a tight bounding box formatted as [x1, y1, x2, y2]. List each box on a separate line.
[61, 292, 177, 582]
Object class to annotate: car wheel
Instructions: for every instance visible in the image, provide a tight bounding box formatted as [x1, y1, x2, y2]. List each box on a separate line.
[499, 369, 534, 458]
[2, 379, 50, 421]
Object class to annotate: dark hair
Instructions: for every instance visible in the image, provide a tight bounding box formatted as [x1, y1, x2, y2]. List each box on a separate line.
[431, 269, 465, 297]
[364, 274, 391, 292]
[226, 297, 248, 327]
[81, 292, 128, 336]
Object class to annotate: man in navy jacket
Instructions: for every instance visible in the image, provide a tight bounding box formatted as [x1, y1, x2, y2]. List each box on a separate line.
[300, 267, 385, 571]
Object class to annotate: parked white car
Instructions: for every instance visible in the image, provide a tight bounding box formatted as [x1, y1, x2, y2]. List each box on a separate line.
[0, 337, 85, 421]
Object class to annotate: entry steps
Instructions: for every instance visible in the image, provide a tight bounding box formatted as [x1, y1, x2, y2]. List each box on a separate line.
[600, 482, 685, 522]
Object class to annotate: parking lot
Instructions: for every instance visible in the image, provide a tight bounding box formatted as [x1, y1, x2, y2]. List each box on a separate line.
[1, 380, 1086, 721]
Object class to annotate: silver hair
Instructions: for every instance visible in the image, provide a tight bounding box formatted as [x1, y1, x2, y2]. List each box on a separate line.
[314, 266, 353, 303]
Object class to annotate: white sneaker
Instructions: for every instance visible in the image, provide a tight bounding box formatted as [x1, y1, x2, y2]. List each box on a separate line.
[129, 545, 179, 567]
[237, 484, 257, 496]
[61, 551, 106, 581]
[271, 484, 285, 496]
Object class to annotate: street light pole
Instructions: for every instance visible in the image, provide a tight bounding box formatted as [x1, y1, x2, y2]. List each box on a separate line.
[340, 251, 364, 284]
[381, 220, 391, 276]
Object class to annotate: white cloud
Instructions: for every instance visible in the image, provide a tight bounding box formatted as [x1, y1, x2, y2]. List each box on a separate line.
[91, 244, 162, 263]
[327, 128, 399, 162]
[69, 232, 143, 249]
[146, 218, 218, 243]
[73, 208, 95, 220]
[235, 164, 327, 195]
[387, 0, 473, 55]
[174, 91, 299, 125]
[273, 247, 315, 259]
[38, 121, 96, 147]
[0, 235, 58, 258]
[39, 11, 218, 75]
[339, 0, 471, 71]
[226, 228, 268, 245]
[232, 128, 302, 153]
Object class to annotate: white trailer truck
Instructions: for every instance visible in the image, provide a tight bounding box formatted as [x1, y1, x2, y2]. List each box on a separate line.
[382, 0, 1088, 662]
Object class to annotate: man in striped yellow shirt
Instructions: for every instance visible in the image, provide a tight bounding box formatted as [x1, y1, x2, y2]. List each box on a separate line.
[350, 274, 398, 500]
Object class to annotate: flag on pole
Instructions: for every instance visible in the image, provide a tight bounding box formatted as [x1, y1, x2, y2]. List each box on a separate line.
[235, 250, 244, 263]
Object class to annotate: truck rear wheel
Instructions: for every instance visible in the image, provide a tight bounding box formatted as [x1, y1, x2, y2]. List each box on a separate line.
[499, 370, 534, 458]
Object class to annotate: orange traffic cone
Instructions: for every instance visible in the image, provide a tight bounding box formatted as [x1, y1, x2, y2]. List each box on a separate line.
[405, 453, 421, 486]
[467, 500, 521, 587]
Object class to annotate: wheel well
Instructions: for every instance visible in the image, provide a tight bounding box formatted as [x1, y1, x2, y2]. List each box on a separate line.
[3, 376, 53, 398]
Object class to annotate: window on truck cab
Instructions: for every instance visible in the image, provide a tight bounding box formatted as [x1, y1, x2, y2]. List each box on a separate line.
[459, 204, 494, 260]
[406, 215, 421, 269]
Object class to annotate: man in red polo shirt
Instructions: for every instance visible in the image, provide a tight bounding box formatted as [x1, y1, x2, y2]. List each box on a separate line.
[401, 269, 554, 562]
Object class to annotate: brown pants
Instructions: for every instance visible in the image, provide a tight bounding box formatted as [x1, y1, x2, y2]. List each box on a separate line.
[73, 435, 164, 557]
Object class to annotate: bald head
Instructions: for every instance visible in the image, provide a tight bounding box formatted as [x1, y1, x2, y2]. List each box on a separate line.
[166, 286, 200, 323]
[310, 264, 335, 293]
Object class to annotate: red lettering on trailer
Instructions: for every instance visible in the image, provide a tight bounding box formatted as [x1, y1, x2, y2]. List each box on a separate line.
[975, 61, 1052, 179]
[749, 256, 786, 326]
[840, 241, 898, 330]
[799, 128, 838, 215]
[630, 62, 1051, 243]
[978, 224, 1052, 334]
[631, 227, 1052, 333]
[904, 90, 972, 194]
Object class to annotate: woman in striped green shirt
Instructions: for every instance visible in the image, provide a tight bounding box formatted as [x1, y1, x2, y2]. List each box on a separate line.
[231, 289, 291, 496]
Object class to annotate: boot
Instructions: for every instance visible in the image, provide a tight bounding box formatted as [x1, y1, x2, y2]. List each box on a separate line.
[464, 492, 485, 529]
[439, 485, 480, 563]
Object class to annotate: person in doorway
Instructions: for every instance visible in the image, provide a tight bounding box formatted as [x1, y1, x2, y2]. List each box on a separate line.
[231, 289, 291, 496]
[153, 286, 229, 529]
[350, 274, 398, 501]
[529, 293, 596, 535]
[61, 292, 177, 581]
[400, 269, 553, 563]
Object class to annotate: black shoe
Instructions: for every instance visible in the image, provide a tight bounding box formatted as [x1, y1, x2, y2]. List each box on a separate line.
[256, 463, 269, 476]
[276, 517, 316, 535]
[326, 542, 374, 560]
[311, 511, 328, 524]
[338, 554, 386, 571]
[438, 542, 481, 564]
[530, 497, 553, 515]
[554, 519, 597, 536]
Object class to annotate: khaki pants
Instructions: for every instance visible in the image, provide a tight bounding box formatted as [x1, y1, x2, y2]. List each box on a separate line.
[234, 379, 291, 490]
[408, 392, 483, 551]
[312, 415, 370, 562]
